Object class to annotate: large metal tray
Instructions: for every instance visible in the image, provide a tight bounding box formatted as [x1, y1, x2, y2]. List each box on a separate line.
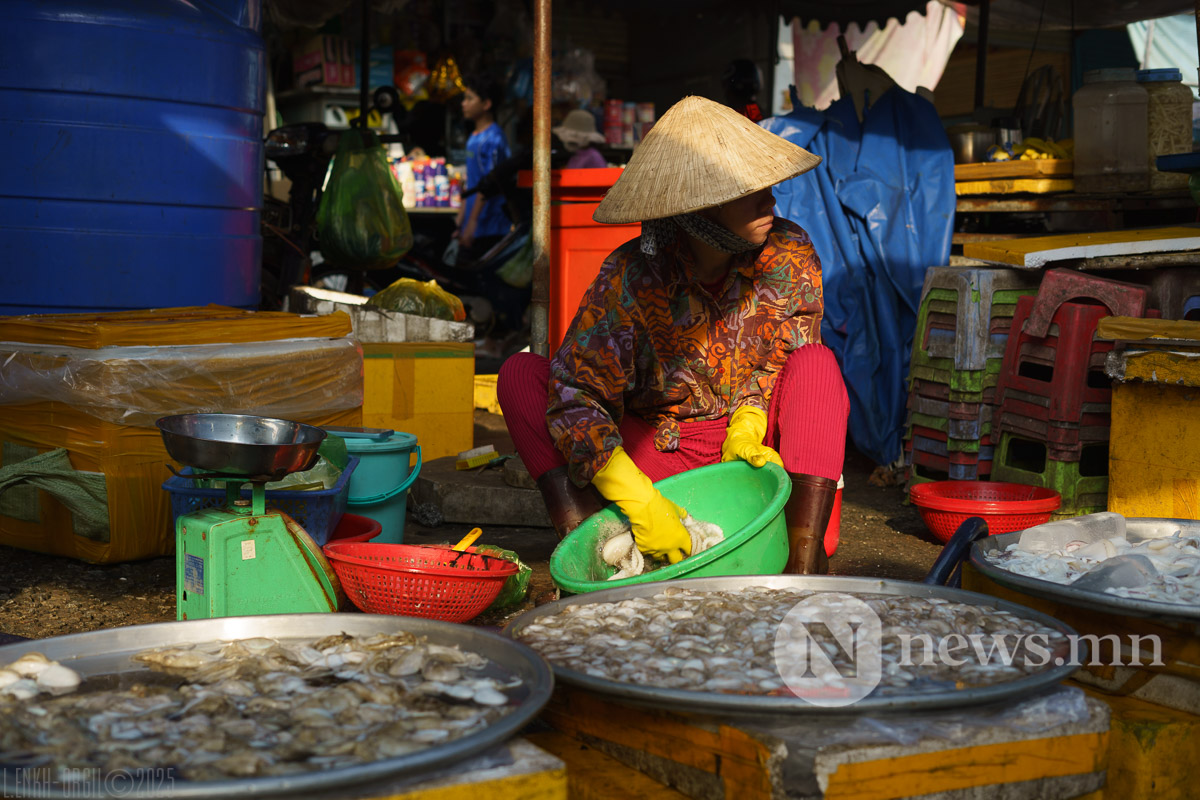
[505, 575, 1078, 716]
[969, 517, 1200, 627]
[0, 614, 554, 799]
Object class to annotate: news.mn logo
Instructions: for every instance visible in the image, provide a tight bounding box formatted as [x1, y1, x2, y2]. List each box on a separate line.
[773, 593, 882, 707]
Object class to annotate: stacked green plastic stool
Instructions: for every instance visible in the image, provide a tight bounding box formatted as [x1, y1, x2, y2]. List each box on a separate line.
[905, 266, 1040, 489]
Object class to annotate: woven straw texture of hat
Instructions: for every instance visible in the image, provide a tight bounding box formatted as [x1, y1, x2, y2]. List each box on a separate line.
[593, 95, 820, 224]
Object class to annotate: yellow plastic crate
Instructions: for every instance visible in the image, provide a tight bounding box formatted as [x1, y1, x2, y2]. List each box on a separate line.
[360, 342, 474, 463]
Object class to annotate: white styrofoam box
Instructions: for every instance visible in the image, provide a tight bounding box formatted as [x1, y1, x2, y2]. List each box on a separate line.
[289, 286, 475, 343]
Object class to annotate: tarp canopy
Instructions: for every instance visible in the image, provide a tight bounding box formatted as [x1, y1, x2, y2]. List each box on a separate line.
[764, 88, 956, 467]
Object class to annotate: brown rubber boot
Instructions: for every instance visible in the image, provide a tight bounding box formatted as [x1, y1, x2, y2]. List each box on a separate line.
[783, 473, 837, 575]
[535, 466, 606, 540]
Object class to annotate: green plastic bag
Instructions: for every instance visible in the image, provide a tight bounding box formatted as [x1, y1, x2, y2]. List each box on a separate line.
[366, 277, 467, 322]
[495, 236, 533, 289]
[474, 545, 531, 610]
[316, 129, 413, 270]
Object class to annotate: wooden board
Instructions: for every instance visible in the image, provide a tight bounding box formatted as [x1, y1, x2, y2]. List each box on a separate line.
[955, 159, 1073, 181]
[525, 732, 689, 800]
[540, 683, 1108, 799]
[962, 226, 1200, 268]
[956, 177, 1074, 195]
[336, 739, 568, 800]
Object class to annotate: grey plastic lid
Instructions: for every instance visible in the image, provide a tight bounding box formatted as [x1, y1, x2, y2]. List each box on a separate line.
[1137, 68, 1183, 82]
[1083, 68, 1138, 84]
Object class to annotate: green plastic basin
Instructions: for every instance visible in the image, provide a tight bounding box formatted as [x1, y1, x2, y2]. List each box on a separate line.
[549, 461, 791, 594]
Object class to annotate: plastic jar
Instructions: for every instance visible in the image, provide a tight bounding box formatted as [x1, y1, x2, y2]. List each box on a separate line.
[1073, 68, 1149, 193]
[1138, 68, 1193, 190]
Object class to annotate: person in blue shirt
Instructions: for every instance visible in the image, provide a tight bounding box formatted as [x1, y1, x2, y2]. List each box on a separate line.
[455, 73, 512, 262]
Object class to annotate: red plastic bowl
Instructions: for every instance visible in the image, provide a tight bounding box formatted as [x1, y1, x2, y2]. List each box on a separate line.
[909, 481, 1061, 543]
[323, 542, 519, 623]
[324, 512, 382, 548]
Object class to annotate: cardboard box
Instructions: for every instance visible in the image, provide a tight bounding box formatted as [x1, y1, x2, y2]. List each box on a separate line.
[293, 35, 355, 88]
[361, 342, 474, 462]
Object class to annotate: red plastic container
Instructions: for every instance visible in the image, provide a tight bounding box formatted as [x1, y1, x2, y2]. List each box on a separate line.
[324, 512, 382, 549]
[823, 478, 843, 557]
[323, 542, 519, 623]
[909, 480, 1061, 543]
[518, 168, 641, 349]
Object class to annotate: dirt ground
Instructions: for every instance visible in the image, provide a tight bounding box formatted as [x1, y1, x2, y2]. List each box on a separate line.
[0, 412, 945, 641]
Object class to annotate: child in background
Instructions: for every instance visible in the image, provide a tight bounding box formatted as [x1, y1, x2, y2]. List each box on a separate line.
[553, 109, 607, 169]
[455, 73, 512, 261]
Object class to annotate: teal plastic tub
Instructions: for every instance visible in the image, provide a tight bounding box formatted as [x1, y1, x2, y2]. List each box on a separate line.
[344, 431, 421, 545]
[550, 461, 791, 593]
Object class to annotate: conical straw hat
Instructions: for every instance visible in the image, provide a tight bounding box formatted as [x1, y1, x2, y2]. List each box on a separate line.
[593, 95, 820, 224]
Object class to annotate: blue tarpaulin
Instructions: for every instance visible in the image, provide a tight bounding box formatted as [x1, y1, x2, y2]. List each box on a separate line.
[763, 88, 954, 466]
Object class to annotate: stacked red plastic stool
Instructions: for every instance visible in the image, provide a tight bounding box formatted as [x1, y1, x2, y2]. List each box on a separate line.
[991, 269, 1152, 516]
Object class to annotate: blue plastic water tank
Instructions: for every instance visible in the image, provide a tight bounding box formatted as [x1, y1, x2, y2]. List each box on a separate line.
[0, 0, 265, 314]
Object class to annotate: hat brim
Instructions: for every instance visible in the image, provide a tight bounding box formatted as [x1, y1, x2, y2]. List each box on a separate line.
[592, 96, 820, 224]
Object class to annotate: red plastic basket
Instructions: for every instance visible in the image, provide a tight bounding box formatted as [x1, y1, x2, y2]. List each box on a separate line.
[909, 481, 1061, 543]
[323, 542, 519, 623]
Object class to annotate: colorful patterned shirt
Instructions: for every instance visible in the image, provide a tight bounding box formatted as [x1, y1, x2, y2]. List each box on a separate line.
[547, 218, 824, 485]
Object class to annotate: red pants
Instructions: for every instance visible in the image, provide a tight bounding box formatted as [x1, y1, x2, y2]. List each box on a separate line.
[497, 343, 849, 483]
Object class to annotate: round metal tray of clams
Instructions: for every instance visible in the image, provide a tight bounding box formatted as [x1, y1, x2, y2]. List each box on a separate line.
[0, 614, 553, 799]
[506, 575, 1078, 716]
[969, 517, 1200, 627]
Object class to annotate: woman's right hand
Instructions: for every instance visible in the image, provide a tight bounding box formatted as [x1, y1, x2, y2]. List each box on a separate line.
[591, 447, 692, 564]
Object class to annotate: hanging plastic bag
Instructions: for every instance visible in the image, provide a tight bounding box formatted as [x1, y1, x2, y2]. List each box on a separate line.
[495, 235, 533, 288]
[366, 277, 467, 322]
[316, 129, 413, 270]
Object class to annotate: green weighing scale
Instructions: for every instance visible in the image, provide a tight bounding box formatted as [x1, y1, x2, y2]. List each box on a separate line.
[156, 413, 345, 620]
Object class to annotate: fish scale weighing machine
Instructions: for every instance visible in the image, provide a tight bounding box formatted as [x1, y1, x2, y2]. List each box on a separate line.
[156, 413, 344, 620]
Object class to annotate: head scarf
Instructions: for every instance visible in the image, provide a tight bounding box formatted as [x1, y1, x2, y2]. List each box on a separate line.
[640, 212, 760, 257]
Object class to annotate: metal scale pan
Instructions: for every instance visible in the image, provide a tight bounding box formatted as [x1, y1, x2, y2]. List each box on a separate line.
[505, 575, 1079, 717]
[0, 614, 554, 799]
[968, 517, 1200, 629]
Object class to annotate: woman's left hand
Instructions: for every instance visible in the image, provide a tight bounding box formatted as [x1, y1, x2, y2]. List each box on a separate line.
[720, 406, 785, 469]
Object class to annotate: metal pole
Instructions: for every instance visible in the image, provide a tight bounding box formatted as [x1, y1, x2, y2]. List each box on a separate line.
[359, 0, 370, 128]
[974, 0, 990, 111]
[531, 0, 552, 357]
[1194, 0, 1200, 90]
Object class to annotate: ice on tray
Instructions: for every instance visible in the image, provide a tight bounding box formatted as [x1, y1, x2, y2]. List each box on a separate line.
[987, 512, 1200, 606]
[1017, 512, 1127, 554]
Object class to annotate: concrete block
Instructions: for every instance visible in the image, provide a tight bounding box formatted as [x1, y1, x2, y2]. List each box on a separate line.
[411, 455, 551, 528]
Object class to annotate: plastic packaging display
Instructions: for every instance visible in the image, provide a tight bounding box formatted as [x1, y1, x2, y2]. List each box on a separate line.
[1137, 68, 1193, 190]
[1073, 69, 1149, 193]
[316, 128, 414, 270]
[0, 306, 364, 563]
[752, 686, 1093, 749]
[0, 337, 364, 429]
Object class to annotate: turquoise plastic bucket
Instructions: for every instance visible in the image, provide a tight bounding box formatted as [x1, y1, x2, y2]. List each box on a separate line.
[343, 432, 422, 544]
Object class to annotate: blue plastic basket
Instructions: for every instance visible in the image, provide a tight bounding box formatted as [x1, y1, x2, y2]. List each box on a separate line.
[162, 456, 359, 546]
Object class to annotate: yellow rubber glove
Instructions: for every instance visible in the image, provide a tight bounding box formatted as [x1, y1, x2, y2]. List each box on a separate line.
[720, 406, 785, 469]
[591, 447, 692, 564]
